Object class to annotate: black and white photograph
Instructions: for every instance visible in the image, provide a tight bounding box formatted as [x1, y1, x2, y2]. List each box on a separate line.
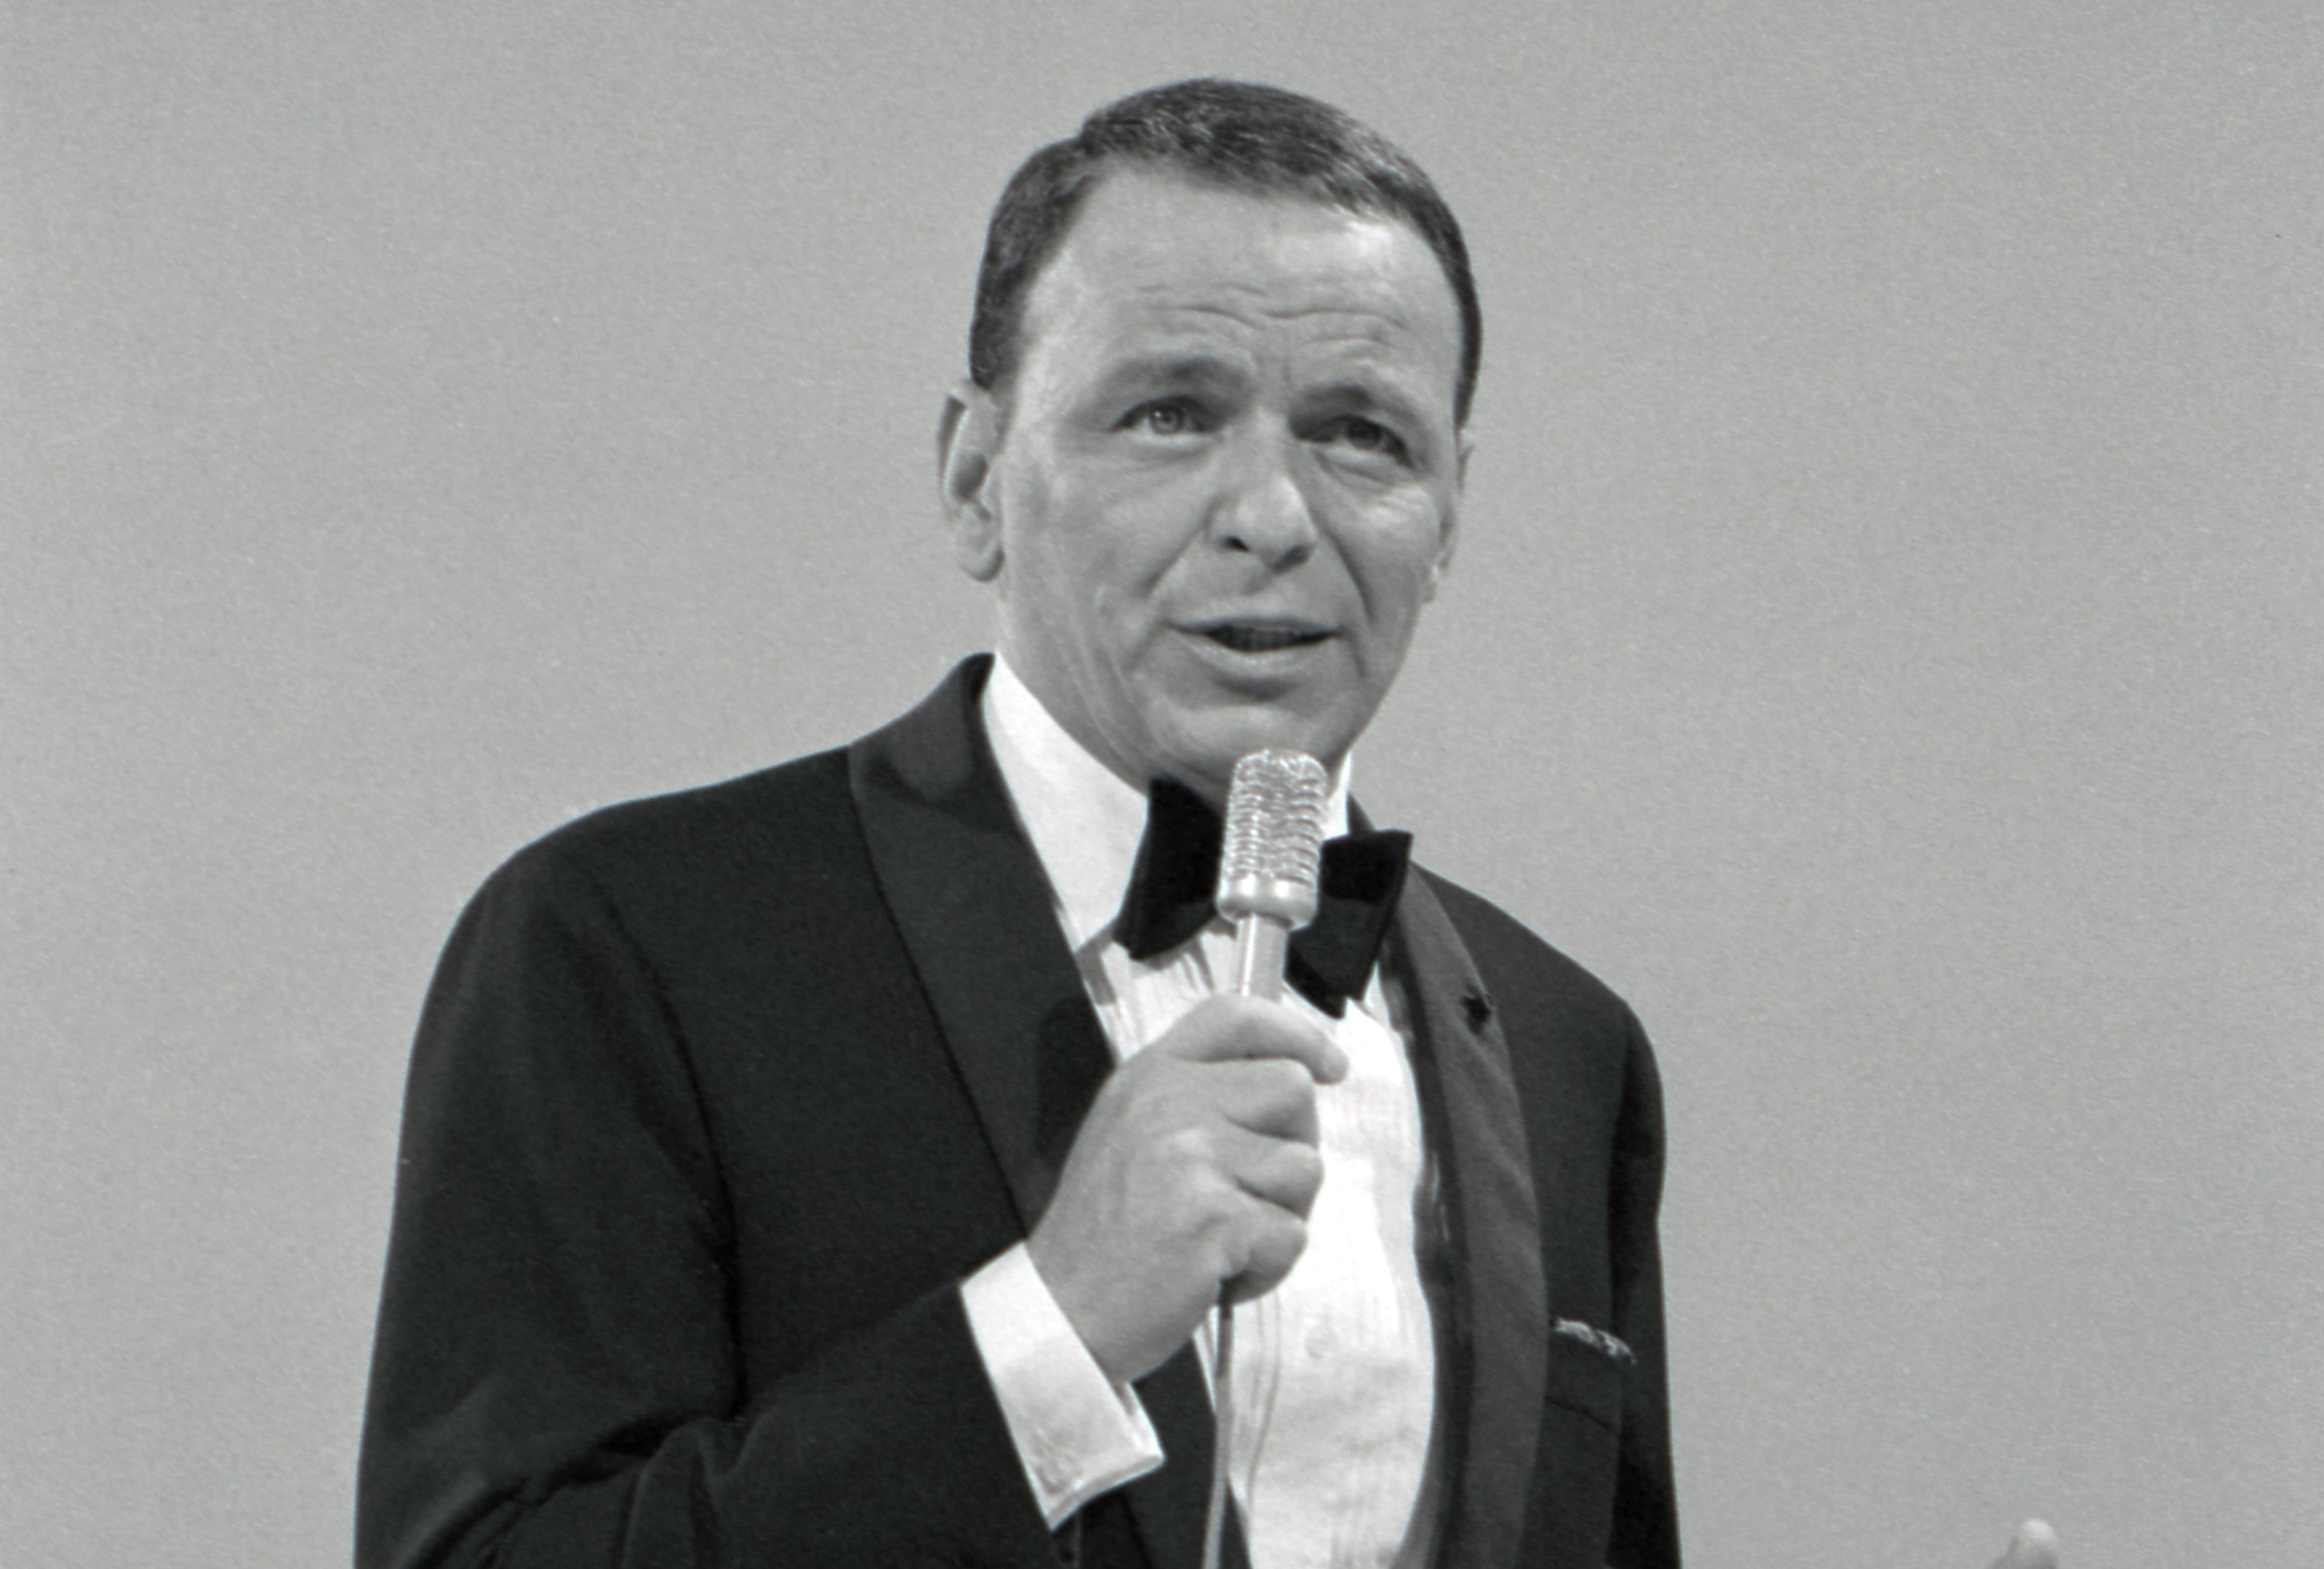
[4, 5, 2317, 1568]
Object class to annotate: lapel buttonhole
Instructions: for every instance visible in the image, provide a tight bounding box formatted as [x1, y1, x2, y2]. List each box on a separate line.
[1461, 990, 1494, 1030]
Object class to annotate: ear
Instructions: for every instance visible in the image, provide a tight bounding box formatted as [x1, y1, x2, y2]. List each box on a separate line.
[1424, 429, 1473, 602]
[938, 380, 1006, 583]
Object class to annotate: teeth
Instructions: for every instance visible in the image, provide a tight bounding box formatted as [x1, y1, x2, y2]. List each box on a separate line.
[1208, 625, 1320, 653]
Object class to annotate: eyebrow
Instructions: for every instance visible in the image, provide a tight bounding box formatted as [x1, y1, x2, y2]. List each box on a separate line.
[1093, 352, 1249, 394]
[1306, 378, 1423, 421]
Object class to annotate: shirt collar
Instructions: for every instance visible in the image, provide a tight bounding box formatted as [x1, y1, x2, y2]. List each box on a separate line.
[981, 653, 1352, 953]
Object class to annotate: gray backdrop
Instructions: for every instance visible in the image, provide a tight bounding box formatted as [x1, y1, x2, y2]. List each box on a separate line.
[4, 4, 2317, 1566]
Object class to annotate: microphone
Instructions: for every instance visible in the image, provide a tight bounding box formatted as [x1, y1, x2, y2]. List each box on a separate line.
[1216, 748, 1330, 1001]
[1204, 748, 1329, 1569]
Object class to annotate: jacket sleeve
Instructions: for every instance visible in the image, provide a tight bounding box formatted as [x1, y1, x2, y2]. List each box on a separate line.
[355, 846, 1059, 1569]
[1605, 1008, 1680, 1569]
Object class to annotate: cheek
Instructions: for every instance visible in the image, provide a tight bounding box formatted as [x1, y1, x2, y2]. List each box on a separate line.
[1040, 481, 1197, 608]
[1341, 496, 1452, 642]
[999, 486, 1178, 669]
[997, 476, 1090, 604]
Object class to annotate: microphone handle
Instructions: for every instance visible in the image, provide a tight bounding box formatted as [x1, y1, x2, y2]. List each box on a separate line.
[1204, 911, 1294, 1569]
[1231, 913, 1290, 1002]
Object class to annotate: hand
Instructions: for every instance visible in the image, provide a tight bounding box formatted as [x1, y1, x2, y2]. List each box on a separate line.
[1988, 1520, 2060, 1569]
[1026, 993, 1348, 1383]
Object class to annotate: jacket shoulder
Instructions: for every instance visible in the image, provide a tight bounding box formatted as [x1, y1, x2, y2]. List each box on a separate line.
[494, 747, 859, 899]
[457, 747, 880, 984]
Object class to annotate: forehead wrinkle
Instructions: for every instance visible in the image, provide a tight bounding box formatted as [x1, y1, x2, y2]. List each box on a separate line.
[1288, 325, 1414, 357]
[1257, 301, 1411, 328]
[1130, 299, 1272, 330]
[1125, 273, 1274, 298]
[1111, 298, 1417, 353]
[1121, 280, 1410, 322]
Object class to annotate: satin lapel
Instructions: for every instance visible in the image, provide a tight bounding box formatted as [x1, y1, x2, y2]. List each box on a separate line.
[846, 658, 1110, 1229]
[1393, 873, 1548, 1569]
[847, 655, 1230, 1569]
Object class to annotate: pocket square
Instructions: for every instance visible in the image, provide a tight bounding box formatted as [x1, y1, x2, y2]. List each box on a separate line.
[1552, 1317, 1635, 1366]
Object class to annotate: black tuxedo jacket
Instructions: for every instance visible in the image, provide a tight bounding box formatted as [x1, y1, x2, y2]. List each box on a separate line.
[357, 657, 1678, 1569]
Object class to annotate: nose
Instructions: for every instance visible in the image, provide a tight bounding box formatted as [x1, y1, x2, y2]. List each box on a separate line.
[1211, 435, 1319, 570]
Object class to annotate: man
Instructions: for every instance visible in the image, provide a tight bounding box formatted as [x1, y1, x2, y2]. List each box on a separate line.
[359, 80, 1678, 1569]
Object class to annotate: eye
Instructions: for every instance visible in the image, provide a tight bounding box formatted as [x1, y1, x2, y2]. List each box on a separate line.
[1319, 414, 1412, 466]
[1120, 399, 1206, 437]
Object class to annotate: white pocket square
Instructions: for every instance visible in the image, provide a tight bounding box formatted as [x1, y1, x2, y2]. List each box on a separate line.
[1552, 1317, 1635, 1365]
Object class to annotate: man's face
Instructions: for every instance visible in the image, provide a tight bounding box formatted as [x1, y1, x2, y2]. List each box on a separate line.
[945, 165, 1467, 803]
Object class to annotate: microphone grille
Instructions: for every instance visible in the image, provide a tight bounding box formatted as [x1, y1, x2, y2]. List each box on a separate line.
[1216, 748, 1329, 928]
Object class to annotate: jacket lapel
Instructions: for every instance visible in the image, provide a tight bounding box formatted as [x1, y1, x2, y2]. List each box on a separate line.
[847, 655, 1236, 1569]
[847, 656, 1109, 1229]
[1391, 873, 1550, 1569]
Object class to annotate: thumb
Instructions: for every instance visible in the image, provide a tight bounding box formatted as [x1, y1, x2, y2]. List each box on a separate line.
[1988, 1519, 2059, 1569]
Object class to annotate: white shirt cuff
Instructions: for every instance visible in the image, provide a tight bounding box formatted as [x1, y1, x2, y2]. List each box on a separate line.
[961, 1241, 1165, 1527]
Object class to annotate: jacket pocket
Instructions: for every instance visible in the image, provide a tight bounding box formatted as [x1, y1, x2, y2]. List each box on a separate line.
[1542, 1326, 1628, 1433]
[1525, 1333, 1628, 1566]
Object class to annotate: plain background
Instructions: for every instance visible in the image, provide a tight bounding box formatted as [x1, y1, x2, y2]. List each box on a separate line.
[4, 3, 2317, 1566]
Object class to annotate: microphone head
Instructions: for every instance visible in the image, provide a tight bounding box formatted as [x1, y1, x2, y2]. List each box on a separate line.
[1215, 749, 1329, 930]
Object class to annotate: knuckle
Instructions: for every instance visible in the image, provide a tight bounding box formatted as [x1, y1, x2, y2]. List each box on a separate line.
[1155, 1124, 1216, 1170]
[1282, 1143, 1325, 1189]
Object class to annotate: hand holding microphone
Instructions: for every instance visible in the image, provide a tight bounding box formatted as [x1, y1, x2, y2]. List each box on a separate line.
[1026, 751, 1339, 1386]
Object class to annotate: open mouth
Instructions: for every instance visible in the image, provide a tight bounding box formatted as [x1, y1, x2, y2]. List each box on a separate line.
[1201, 624, 1331, 654]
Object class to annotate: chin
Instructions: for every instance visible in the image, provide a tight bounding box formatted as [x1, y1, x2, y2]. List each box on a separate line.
[1149, 707, 1359, 795]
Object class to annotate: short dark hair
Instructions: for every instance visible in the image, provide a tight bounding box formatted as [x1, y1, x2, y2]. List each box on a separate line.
[968, 79, 1483, 426]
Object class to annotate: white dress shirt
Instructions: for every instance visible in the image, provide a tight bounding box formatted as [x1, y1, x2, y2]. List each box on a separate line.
[959, 656, 1439, 1569]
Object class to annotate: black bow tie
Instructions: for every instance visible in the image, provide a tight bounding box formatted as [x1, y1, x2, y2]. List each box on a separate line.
[1113, 776, 1413, 1017]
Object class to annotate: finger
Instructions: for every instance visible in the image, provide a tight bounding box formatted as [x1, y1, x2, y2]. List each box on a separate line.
[1218, 1126, 1325, 1216]
[1170, 996, 1348, 1084]
[1220, 1200, 1309, 1304]
[1989, 1520, 2059, 1569]
[1209, 1056, 1322, 1144]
